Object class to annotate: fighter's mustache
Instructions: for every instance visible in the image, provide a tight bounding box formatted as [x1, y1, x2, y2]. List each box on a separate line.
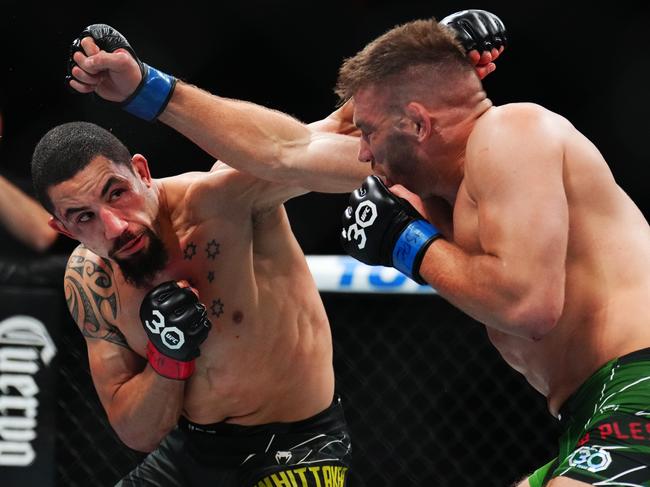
[110, 230, 143, 257]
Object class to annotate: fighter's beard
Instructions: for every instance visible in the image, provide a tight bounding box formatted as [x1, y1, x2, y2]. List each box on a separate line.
[383, 131, 419, 185]
[112, 228, 168, 289]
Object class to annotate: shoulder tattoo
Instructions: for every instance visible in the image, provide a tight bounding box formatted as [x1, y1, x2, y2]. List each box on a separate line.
[64, 249, 130, 349]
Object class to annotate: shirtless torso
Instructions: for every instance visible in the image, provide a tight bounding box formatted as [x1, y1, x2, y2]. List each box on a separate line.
[448, 103, 650, 416]
[62, 161, 334, 429]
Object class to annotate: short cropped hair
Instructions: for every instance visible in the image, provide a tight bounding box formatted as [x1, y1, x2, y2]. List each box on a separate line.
[31, 122, 133, 214]
[335, 18, 473, 102]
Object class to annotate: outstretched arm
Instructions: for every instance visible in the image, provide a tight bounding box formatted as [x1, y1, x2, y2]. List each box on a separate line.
[67, 11, 507, 193]
[160, 82, 367, 192]
[68, 28, 367, 193]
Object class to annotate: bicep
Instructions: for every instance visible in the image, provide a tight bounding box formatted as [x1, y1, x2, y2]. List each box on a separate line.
[472, 129, 568, 279]
[199, 162, 344, 214]
[204, 131, 369, 204]
[64, 250, 125, 344]
[259, 131, 369, 204]
[289, 132, 369, 193]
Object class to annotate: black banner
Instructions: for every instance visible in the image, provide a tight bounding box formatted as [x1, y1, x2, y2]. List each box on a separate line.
[0, 286, 60, 487]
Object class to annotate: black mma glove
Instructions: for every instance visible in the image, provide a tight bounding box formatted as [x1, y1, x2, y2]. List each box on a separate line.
[341, 176, 441, 284]
[440, 9, 508, 53]
[68, 24, 177, 121]
[139, 281, 212, 380]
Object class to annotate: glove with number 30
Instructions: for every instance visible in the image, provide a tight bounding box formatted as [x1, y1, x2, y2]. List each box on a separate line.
[340, 176, 441, 284]
[139, 281, 212, 380]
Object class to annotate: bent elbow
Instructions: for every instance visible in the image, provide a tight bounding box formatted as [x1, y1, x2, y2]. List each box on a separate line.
[525, 308, 562, 341]
[111, 416, 175, 453]
[116, 428, 164, 453]
[505, 294, 564, 341]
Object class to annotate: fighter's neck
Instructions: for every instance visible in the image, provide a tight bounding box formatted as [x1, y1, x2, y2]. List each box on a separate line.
[151, 179, 188, 251]
[431, 98, 493, 204]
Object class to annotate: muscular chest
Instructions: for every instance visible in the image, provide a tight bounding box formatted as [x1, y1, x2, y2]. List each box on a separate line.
[117, 216, 255, 354]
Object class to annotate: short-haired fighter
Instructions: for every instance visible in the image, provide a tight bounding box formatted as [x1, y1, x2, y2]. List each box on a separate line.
[335, 18, 650, 487]
[54, 10, 506, 486]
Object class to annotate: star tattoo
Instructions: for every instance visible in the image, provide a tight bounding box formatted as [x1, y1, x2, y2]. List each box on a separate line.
[207, 271, 215, 283]
[206, 239, 220, 260]
[210, 299, 224, 318]
[183, 242, 197, 260]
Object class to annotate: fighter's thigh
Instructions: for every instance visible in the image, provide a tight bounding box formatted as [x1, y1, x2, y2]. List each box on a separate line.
[515, 476, 591, 487]
[546, 477, 591, 486]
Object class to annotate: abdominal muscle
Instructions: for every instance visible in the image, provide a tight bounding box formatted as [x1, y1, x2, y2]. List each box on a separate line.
[179, 270, 335, 426]
[487, 281, 650, 417]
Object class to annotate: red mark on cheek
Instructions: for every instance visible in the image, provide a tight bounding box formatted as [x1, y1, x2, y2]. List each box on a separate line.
[233, 311, 244, 324]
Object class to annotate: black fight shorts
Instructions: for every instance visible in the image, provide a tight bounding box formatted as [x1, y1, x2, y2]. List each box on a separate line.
[115, 396, 351, 486]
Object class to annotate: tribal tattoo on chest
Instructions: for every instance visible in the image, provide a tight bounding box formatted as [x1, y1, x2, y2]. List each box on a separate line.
[64, 248, 129, 348]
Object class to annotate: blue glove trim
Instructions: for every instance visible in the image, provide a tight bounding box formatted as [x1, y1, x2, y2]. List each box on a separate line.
[122, 64, 176, 121]
[392, 220, 441, 282]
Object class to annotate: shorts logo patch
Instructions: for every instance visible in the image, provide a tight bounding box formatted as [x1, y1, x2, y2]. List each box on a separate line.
[568, 446, 612, 473]
[275, 451, 292, 464]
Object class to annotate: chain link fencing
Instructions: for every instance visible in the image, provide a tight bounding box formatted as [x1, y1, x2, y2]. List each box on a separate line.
[54, 292, 558, 486]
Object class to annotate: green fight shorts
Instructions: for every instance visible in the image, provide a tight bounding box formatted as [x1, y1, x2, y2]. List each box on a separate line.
[529, 348, 650, 487]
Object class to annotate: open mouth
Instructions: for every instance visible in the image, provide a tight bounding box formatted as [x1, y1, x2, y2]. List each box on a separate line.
[377, 175, 392, 187]
[116, 234, 145, 257]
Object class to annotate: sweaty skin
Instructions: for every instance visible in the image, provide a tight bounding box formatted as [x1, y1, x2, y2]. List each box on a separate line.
[70, 40, 650, 421]
[409, 102, 650, 416]
[58, 157, 338, 442]
[64, 23, 646, 444]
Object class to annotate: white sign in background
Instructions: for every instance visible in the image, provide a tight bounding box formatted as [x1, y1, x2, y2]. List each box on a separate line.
[306, 255, 437, 294]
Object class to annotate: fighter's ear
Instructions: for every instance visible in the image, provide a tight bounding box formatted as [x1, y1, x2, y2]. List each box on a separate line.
[403, 102, 432, 142]
[48, 217, 74, 239]
[131, 154, 152, 186]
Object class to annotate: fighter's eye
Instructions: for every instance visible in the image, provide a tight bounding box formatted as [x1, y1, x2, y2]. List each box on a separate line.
[77, 212, 94, 224]
[110, 189, 125, 201]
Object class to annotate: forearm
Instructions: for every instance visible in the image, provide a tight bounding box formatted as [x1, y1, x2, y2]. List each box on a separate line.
[419, 240, 562, 340]
[107, 365, 185, 452]
[160, 82, 308, 168]
[0, 176, 58, 252]
[71, 29, 367, 192]
[159, 83, 368, 192]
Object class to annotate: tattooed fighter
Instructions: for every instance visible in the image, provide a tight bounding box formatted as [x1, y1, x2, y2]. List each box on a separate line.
[32, 10, 505, 487]
[32, 119, 356, 486]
